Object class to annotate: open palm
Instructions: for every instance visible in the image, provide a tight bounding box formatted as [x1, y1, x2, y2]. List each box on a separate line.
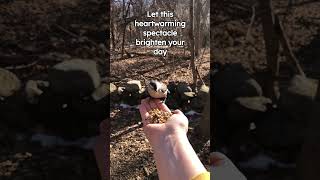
[138, 98, 188, 145]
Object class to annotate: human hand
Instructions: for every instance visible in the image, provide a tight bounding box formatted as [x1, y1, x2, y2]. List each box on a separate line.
[138, 98, 188, 146]
[210, 152, 247, 180]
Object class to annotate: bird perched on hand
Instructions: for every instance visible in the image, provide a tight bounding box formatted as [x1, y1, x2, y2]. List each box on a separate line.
[147, 80, 169, 102]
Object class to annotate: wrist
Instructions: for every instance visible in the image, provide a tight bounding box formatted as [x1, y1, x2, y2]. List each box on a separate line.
[149, 128, 187, 150]
[152, 129, 207, 180]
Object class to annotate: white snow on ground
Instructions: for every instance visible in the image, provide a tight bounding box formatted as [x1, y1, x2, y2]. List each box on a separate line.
[116, 104, 201, 116]
[118, 103, 139, 109]
[238, 153, 296, 170]
[185, 110, 200, 116]
[30, 133, 97, 150]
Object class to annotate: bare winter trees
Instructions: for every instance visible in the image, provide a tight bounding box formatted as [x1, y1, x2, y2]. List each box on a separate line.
[189, 0, 210, 91]
[111, 0, 210, 89]
[258, 0, 305, 100]
[189, 0, 197, 90]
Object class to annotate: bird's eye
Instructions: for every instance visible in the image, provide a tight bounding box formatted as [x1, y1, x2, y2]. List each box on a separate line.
[149, 81, 157, 90]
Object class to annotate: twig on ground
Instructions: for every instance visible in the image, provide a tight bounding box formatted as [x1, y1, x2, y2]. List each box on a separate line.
[5, 61, 38, 70]
[110, 123, 142, 141]
[275, 15, 305, 77]
[246, 4, 256, 41]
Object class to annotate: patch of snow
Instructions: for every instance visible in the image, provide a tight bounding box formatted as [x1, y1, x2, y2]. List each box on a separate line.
[119, 103, 138, 109]
[238, 153, 296, 170]
[30, 133, 97, 150]
[185, 110, 200, 116]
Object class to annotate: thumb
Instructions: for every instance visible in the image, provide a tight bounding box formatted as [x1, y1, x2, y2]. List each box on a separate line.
[172, 109, 184, 115]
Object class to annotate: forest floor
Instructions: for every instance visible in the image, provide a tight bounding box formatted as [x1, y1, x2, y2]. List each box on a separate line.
[1, 0, 320, 179]
[110, 48, 211, 179]
[110, 47, 210, 84]
[212, 1, 320, 79]
[0, 1, 105, 180]
[0, 0, 211, 179]
[212, 1, 320, 180]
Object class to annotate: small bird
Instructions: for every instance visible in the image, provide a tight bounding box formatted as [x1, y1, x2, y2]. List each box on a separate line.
[147, 80, 169, 102]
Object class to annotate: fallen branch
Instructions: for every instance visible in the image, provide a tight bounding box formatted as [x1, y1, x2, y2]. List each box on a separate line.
[110, 122, 142, 141]
[279, 0, 320, 9]
[275, 14, 306, 77]
[5, 61, 38, 70]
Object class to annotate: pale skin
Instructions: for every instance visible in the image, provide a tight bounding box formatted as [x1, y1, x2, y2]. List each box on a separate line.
[139, 98, 207, 180]
[94, 99, 245, 179]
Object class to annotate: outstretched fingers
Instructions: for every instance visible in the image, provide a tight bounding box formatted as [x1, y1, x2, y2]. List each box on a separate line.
[139, 99, 151, 126]
[141, 98, 151, 112]
[139, 98, 173, 126]
[171, 109, 183, 115]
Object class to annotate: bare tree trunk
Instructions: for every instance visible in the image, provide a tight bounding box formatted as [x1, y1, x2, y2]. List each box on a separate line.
[258, 0, 280, 101]
[194, 0, 201, 57]
[128, 6, 132, 52]
[189, 0, 197, 91]
[110, 19, 116, 51]
[121, 0, 126, 58]
[121, 0, 131, 58]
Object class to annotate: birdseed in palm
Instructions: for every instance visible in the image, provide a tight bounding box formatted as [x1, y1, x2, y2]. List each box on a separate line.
[147, 108, 172, 124]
